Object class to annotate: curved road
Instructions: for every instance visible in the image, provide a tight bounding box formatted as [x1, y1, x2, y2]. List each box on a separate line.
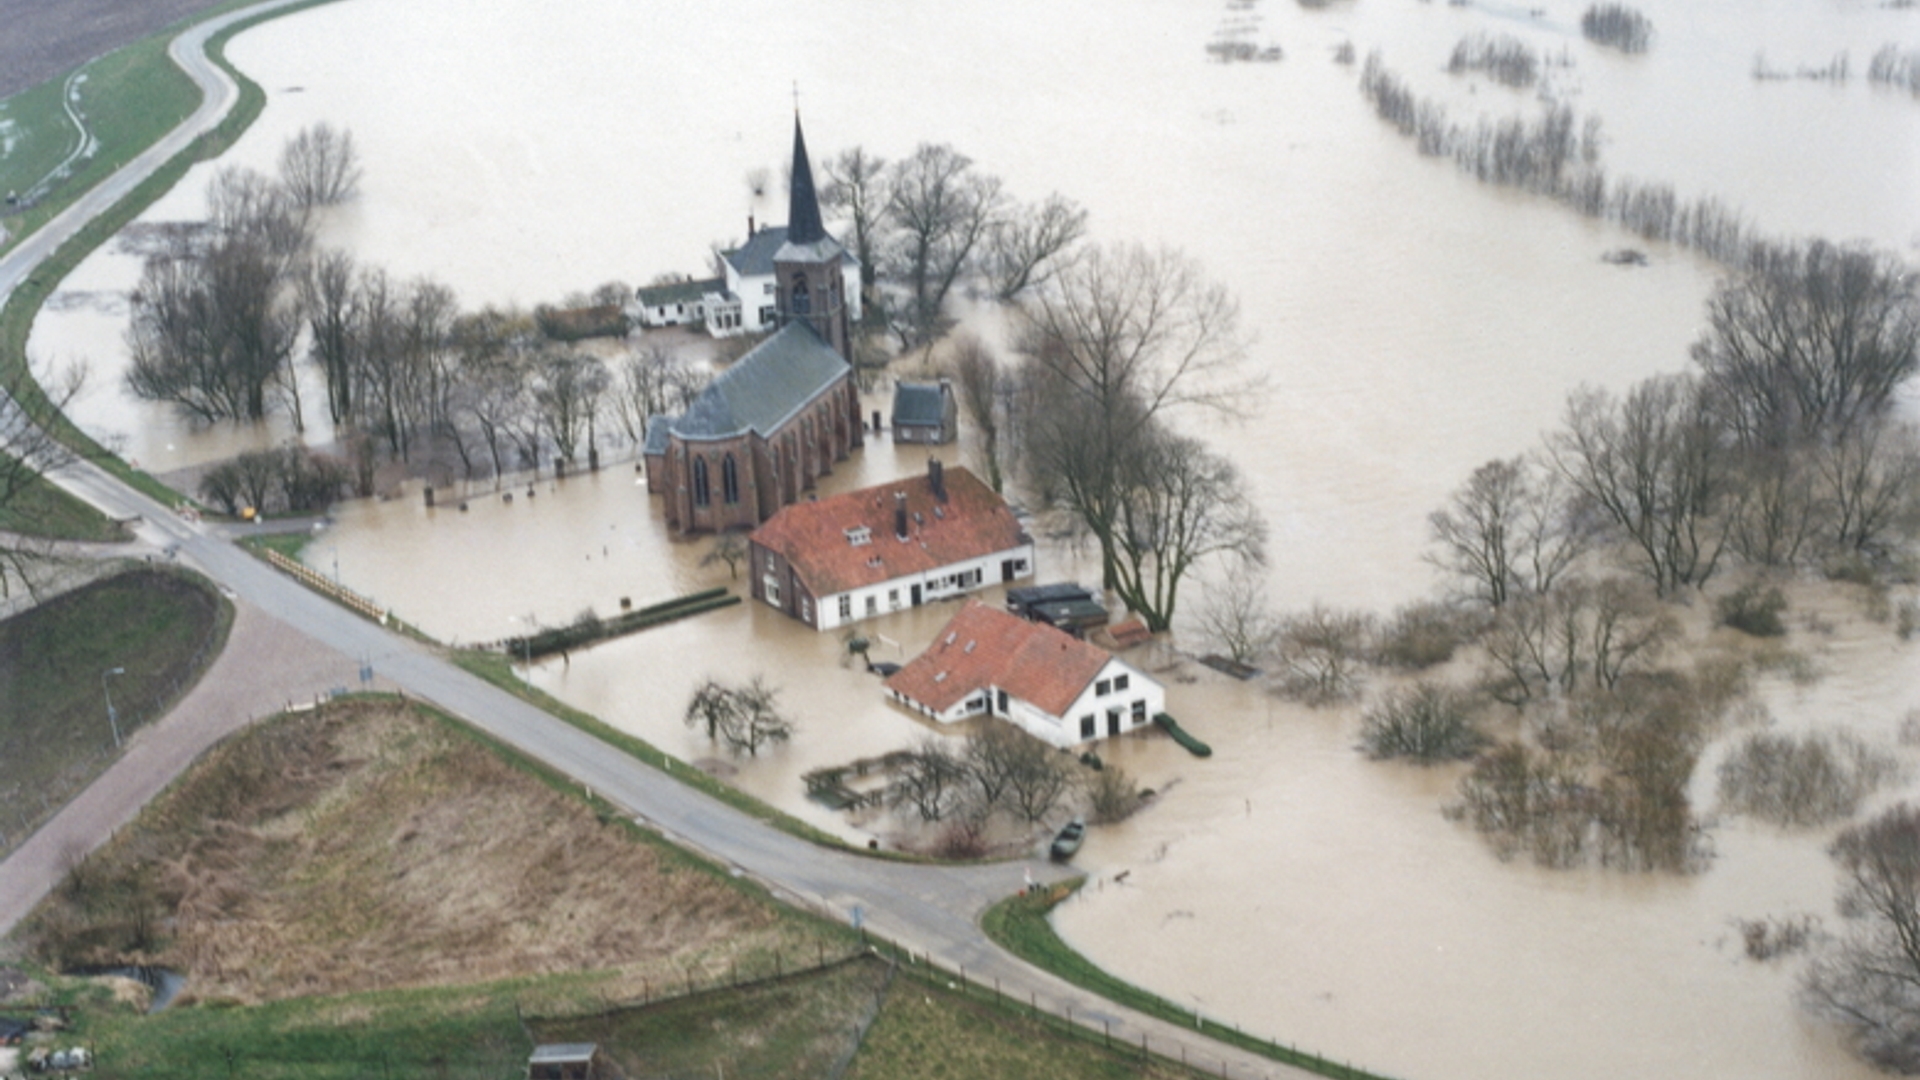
[0, 7, 1317, 1079]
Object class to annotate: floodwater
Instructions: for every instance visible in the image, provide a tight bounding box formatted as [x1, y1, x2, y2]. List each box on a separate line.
[25, 0, 1920, 1077]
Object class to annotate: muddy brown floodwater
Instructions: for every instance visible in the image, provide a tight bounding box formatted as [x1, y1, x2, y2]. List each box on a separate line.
[26, 0, 1920, 1076]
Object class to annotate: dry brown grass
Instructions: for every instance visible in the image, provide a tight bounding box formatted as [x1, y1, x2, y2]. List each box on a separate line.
[23, 699, 815, 1004]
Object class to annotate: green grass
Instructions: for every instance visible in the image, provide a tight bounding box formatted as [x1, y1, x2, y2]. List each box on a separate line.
[0, 463, 126, 540]
[981, 886, 1398, 1080]
[0, 566, 230, 855]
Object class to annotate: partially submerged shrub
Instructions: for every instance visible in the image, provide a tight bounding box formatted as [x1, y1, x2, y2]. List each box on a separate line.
[1373, 600, 1479, 670]
[1447, 33, 1540, 87]
[1580, 4, 1652, 54]
[1360, 682, 1485, 762]
[1716, 583, 1788, 637]
[1735, 914, 1819, 960]
[1716, 730, 1900, 827]
[1085, 766, 1144, 824]
[1274, 605, 1373, 705]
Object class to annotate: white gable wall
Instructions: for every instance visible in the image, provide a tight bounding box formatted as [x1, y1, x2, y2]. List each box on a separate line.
[809, 542, 1034, 632]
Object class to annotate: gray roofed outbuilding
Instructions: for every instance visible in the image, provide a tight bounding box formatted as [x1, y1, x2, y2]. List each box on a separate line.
[667, 322, 850, 441]
[636, 277, 721, 307]
[892, 382, 948, 427]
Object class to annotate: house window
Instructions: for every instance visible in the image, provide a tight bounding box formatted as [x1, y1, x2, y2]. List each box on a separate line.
[1114, 674, 1129, 692]
[759, 305, 776, 324]
[865, 595, 878, 616]
[838, 595, 852, 620]
[1096, 678, 1111, 696]
[801, 598, 811, 622]
[888, 588, 900, 609]
[1079, 715, 1096, 739]
[692, 457, 710, 507]
[722, 454, 740, 504]
[1131, 700, 1148, 725]
[996, 690, 1008, 714]
[763, 573, 781, 605]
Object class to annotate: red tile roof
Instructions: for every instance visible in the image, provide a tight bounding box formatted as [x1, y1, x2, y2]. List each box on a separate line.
[749, 466, 1029, 597]
[884, 600, 1115, 717]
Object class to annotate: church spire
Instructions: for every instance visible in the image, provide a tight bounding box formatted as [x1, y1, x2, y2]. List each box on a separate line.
[786, 114, 827, 246]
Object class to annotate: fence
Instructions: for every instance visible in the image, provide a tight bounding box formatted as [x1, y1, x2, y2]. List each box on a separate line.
[261, 548, 388, 623]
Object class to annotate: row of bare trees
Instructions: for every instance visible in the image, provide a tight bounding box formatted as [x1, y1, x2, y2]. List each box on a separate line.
[819, 143, 1089, 347]
[890, 724, 1133, 832]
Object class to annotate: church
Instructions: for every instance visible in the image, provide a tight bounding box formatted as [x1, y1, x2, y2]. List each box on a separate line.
[643, 116, 863, 537]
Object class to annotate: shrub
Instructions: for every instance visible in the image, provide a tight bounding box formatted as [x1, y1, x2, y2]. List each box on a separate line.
[1580, 4, 1653, 54]
[1273, 604, 1373, 705]
[1716, 730, 1900, 827]
[1360, 682, 1485, 762]
[1085, 766, 1144, 824]
[1373, 600, 1479, 670]
[1447, 34, 1540, 88]
[1716, 583, 1787, 637]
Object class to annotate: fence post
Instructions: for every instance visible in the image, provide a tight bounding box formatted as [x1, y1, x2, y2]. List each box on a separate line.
[1104, 1020, 1110, 1048]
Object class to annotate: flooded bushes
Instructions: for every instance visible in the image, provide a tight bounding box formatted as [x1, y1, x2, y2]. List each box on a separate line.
[1868, 44, 1920, 97]
[1359, 682, 1485, 762]
[1272, 604, 1372, 704]
[1802, 803, 1920, 1073]
[1716, 583, 1788, 637]
[1580, 5, 1652, 54]
[197, 445, 349, 517]
[1447, 34, 1540, 88]
[1716, 731, 1900, 827]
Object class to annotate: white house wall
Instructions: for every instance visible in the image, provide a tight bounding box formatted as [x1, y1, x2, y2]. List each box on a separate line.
[809, 543, 1034, 632]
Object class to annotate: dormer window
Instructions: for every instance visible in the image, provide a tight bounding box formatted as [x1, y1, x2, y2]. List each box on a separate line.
[845, 526, 872, 546]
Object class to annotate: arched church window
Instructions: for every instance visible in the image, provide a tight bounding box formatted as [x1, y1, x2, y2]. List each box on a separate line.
[722, 454, 740, 505]
[692, 457, 711, 507]
[790, 273, 811, 316]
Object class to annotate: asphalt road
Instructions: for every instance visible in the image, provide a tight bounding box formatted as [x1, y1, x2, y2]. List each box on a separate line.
[0, 6, 1319, 1078]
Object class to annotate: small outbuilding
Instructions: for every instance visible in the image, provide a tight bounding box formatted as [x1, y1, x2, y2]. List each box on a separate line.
[890, 379, 958, 444]
[527, 1043, 604, 1080]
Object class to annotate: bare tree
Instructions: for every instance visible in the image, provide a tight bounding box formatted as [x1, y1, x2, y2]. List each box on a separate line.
[1016, 243, 1253, 597]
[610, 344, 704, 446]
[1725, 447, 1822, 568]
[299, 248, 359, 426]
[0, 360, 84, 599]
[1693, 240, 1919, 450]
[683, 677, 795, 757]
[1802, 803, 1920, 1072]
[1428, 455, 1586, 607]
[532, 351, 610, 467]
[700, 531, 748, 580]
[985, 193, 1087, 302]
[1195, 576, 1282, 666]
[946, 333, 1006, 491]
[883, 143, 1004, 346]
[820, 146, 889, 303]
[1108, 429, 1267, 632]
[889, 738, 969, 822]
[1478, 578, 1677, 706]
[277, 122, 362, 211]
[1549, 375, 1738, 595]
[1814, 418, 1920, 556]
[995, 728, 1074, 824]
[1274, 604, 1373, 705]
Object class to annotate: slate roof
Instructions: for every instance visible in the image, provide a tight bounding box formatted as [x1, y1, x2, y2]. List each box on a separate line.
[664, 322, 849, 442]
[749, 466, 1027, 597]
[721, 226, 791, 278]
[643, 413, 672, 456]
[636, 277, 721, 307]
[891, 382, 949, 428]
[884, 600, 1117, 717]
[787, 116, 828, 245]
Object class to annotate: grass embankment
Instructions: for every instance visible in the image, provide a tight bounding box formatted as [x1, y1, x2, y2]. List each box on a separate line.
[9, 697, 1212, 1080]
[0, 467, 125, 541]
[0, 566, 228, 855]
[0, 0, 344, 516]
[983, 886, 1398, 1080]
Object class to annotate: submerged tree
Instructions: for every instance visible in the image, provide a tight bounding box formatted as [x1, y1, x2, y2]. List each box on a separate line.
[1802, 803, 1920, 1072]
[277, 122, 362, 211]
[683, 677, 794, 757]
[1428, 455, 1586, 608]
[884, 143, 1004, 346]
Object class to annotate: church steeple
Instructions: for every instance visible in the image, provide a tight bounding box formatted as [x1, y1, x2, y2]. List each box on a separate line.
[786, 114, 827, 246]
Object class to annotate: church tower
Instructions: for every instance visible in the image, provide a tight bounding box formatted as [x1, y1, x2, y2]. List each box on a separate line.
[774, 115, 853, 363]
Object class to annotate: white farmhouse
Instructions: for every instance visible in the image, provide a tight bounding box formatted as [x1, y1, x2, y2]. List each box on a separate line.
[747, 461, 1034, 631]
[884, 600, 1165, 747]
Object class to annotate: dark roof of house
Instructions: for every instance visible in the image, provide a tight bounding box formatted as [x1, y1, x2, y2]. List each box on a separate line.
[891, 382, 950, 428]
[787, 115, 827, 245]
[749, 466, 1028, 597]
[636, 277, 722, 307]
[722, 226, 791, 278]
[884, 601, 1119, 716]
[664, 322, 848, 442]
[643, 413, 672, 456]
[1007, 582, 1094, 610]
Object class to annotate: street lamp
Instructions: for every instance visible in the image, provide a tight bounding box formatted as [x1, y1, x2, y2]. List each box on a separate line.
[507, 615, 535, 688]
[102, 667, 126, 748]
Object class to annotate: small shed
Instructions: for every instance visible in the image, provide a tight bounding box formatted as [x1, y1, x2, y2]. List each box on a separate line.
[1006, 582, 1094, 619]
[890, 379, 958, 444]
[1030, 597, 1110, 637]
[527, 1043, 604, 1080]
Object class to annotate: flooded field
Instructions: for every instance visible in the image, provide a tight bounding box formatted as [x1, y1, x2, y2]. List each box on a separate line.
[24, 0, 1920, 1076]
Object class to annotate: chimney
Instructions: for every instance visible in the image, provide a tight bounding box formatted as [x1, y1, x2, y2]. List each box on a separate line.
[928, 458, 947, 503]
[747, 211, 756, 237]
[894, 491, 909, 541]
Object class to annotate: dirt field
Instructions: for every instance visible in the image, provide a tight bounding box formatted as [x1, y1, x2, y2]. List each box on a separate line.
[16, 699, 823, 1005]
[0, 0, 231, 99]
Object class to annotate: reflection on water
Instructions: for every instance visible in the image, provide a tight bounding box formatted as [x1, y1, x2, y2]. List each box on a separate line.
[23, 0, 1920, 1076]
